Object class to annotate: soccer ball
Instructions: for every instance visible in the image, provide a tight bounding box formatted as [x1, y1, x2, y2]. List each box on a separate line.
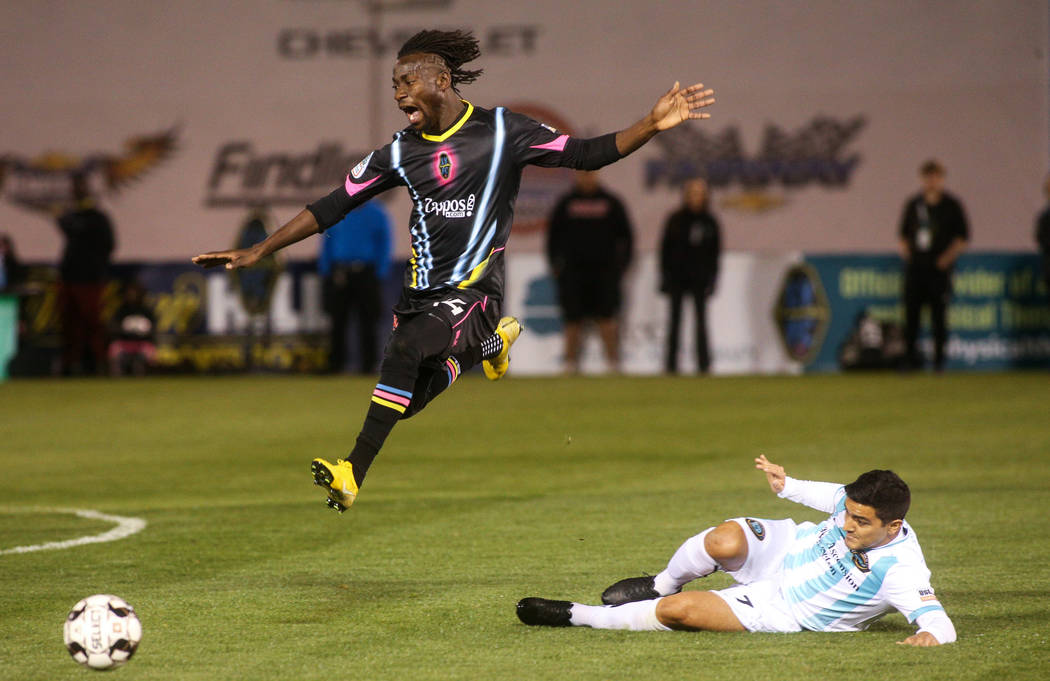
[63, 594, 142, 670]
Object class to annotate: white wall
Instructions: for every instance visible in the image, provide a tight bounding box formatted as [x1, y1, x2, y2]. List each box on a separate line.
[2, 0, 1046, 263]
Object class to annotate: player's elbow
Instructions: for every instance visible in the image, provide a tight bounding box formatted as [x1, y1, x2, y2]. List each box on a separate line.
[932, 622, 957, 645]
[919, 612, 957, 645]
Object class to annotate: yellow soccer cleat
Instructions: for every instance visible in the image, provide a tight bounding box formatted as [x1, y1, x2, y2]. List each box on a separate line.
[483, 316, 524, 381]
[311, 458, 358, 513]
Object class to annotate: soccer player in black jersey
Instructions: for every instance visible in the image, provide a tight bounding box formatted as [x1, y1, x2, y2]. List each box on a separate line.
[193, 29, 715, 513]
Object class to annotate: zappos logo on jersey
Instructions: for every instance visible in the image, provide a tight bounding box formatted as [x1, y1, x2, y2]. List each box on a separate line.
[422, 193, 476, 218]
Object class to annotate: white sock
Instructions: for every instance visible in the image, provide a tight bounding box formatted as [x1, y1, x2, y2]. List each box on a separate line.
[653, 528, 717, 595]
[569, 599, 671, 631]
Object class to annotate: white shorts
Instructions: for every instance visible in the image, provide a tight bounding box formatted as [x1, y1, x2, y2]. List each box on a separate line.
[713, 580, 802, 633]
[710, 517, 806, 633]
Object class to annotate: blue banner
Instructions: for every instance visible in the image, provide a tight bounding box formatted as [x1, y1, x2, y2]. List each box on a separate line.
[801, 253, 1050, 371]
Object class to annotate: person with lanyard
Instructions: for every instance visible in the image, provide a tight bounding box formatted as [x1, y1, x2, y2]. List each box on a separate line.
[897, 160, 968, 371]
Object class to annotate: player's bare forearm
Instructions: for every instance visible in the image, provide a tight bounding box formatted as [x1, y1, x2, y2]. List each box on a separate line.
[615, 114, 661, 157]
[192, 209, 320, 269]
[615, 82, 715, 157]
[256, 209, 321, 257]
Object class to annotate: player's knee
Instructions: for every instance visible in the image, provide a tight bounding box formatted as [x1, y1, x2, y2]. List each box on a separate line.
[655, 593, 696, 629]
[384, 334, 421, 369]
[399, 400, 422, 420]
[705, 522, 748, 564]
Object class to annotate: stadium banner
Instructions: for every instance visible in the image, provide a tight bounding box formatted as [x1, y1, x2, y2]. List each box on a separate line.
[9, 261, 370, 375]
[502, 252, 803, 375]
[8, 252, 1048, 376]
[8, 252, 803, 376]
[798, 253, 1050, 371]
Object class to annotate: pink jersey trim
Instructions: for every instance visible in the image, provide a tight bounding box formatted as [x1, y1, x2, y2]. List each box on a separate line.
[529, 134, 570, 152]
[345, 174, 380, 197]
[452, 295, 489, 329]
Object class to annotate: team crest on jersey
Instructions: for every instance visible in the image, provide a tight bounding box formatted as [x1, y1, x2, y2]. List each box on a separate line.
[745, 519, 766, 541]
[433, 146, 457, 184]
[851, 550, 871, 573]
[351, 152, 374, 179]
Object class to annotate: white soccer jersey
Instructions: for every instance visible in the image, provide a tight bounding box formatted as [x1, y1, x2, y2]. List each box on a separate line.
[775, 477, 949, 634]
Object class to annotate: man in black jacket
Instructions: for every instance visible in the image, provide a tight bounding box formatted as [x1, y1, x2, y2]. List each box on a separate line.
[55, 173, 115, 375]
[547, 170, 634, 373]
[898, 160, 968, 371]
[660, 178, 720, 374]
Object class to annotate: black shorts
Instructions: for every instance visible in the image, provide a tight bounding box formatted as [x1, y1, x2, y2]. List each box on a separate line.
[557, 267, 622, 322]
[392, 287, 501, 360]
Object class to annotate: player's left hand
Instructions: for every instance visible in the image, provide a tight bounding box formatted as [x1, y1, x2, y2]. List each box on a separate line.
[755, 455, 786, 494]
[651, 82, 715, 132]
[897, 631, 940, 647]
[192, 248, 262, 270]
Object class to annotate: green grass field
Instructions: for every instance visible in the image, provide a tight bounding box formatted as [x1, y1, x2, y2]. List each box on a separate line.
[2, 373, 1048, 680]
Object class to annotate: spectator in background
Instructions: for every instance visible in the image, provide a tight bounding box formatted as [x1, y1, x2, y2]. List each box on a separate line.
[319, 199, 392, 374]
[897, 160, 968, 372]
[0, 233, 24, 293]
[1036, 174, 1050, 297]
[659, 178, 721, 374]
[54, 172, 115, 375]
[108, 279, 156, 376]
[547, 170, 633, 374]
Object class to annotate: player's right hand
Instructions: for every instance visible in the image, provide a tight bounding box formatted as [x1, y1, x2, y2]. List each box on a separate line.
[754, 455, 786, 494]
[192, 248, 261, 270]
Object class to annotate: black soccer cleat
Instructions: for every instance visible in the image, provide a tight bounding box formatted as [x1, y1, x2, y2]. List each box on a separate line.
[516, 598, 574, 627]
[601, 575, 665, 605]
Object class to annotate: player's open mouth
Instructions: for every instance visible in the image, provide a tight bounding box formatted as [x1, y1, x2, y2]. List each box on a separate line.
[401, 106, 423, 126]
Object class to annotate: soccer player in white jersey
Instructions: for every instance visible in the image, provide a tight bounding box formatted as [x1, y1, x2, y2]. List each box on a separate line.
[517, 456, 956, 646]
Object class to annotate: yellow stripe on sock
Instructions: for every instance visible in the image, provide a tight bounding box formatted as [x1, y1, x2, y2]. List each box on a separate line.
[372, 396, 407, 413]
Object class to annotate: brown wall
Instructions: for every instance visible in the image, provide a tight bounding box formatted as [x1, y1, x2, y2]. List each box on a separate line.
[2, 0, 1046, 262]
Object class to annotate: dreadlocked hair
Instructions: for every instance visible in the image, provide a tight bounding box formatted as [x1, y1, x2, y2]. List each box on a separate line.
[398, 29, 483, 90]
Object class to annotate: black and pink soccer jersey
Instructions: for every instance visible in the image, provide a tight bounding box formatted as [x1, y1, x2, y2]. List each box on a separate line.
[306, 101, 621, 309]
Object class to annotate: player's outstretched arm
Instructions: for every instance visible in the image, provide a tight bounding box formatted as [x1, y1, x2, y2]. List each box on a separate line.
[192, 209, 320, 270]
[615, 82, 715, 157]
[754, 454, 786, 494]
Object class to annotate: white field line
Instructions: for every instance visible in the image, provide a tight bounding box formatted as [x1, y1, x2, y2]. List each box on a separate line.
[0, 508, 147, 555]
